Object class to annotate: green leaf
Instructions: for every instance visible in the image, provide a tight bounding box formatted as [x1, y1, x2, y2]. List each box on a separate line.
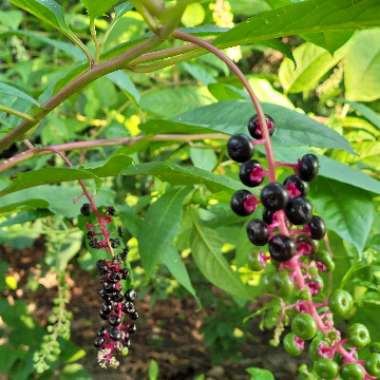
[140, 85, 215, 118]
[311, 178, 375, 252]
[246, 367, 275, 380]
[161, 246, 197, 298]
[122, 162, 242, 192]
[82, 0, 120, 18]
[115, 2, 133, 18]
[61, 363, 91, 380]
[303, 31, 353, 53]
[0, 185, 115, 217]
[176, 101, 353, 152]
[138, 187, 191, 276]
[279, 42, 343, 93]
[215, 0, 380, 48]
[0, 81, 40, 106]
[10, 0, 74, 38]
[190, 147, 217, 171]
[347, 101, 380, 130]
[191, 218, 255, 301]
[148, 360, 160, 380]
[344, 29, 380, 101]
[107, 70, 141, 104]
[0, 10, 23, 30]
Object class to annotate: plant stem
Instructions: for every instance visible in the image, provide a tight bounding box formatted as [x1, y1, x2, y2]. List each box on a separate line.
[0, 133, 227, 173]
[0, 36, 161, 154]
[0, 104, 35, 122]
[90, 19, 101, 63]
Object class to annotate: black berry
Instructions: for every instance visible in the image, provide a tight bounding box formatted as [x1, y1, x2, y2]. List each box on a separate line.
[230, 190, 257, 216]
[110, 327, 121, 341]
[269, 235, 296, 262]
[126, 289, 137, 302]
[285, 197, 313, 225]
[283, 175, 308, 197]
[80, 203, 91, 216]
[96, 260, 108, 274]
[128, 323, 137, 334]
[239, 160, 265, 187]
[248, 114, 275, 139]
[227, 134, 253, 163]
[263, 209, 275, 225]
[106, 206, 116, 216]
[298, 154, 319, 182]
[123, 302, 136, 314]
[130, 311, 139, 321]
[111, 238, 120, 248]
[246, 220, 269, 246]
[260, 183, 289, 211]
[108, 314, 121, 326]
[94, 336, 105, 348]
[308, 216, 326, 240]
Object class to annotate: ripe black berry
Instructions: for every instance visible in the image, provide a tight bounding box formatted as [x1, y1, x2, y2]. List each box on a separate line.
[128, 323, 137, 334]
[269, 235, 296, 262]
[99, 309, 109, 320]
[120, 247, 129, 260]
[109, 272, 122, 283]
[101, 302, 113, 314]
[97, 327, 107, 337]
[130, 311, 139, 321]
[230, 190, 257, 216]
[283, 175, 308, 197]
[260, 183, 289, 211]
[126, 289, 137, 302]
[285, 197, 313, 225]
[106, 206, 116, 216]
[308, 216, 326, 240]
[96, 260, 108, 274]
[239, 160, 265, 187]
[110, 327, 121, 341]
[227, 134, 253, 163]
[108, 314, 122, 326]
[123, 337, 132, 347]
[94, 336, 105, 348]
[263, 209, 275, 225]
[248, 114, 275, 139]
[123, 302, 136, 314]
[246, 220, 269, 246]
[298, 154, 319, 182]
[80, 203, 91, 216]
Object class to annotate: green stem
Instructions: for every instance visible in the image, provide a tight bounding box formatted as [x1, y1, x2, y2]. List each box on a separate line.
[0, 104, 35, 122]
[90, 19, 101, 63]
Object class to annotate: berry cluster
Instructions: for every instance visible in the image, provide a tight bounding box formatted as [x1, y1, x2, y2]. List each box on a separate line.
[80, 204, 139, 369]
[227, 115, 378, 380]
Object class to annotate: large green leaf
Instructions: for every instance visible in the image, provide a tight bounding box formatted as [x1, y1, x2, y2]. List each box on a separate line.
[82, 0, 120, 19]
[311, 178, 375, 252]
[215, 0, 380, 47]
[246, 367, 275, 380]
[279, 42, 343, 93]
[347, 101, 380, 130]
[107, 70, 141, 104]
[10, 0, 74, 38]
[138, 187, 191, 276]
[344, 29, 380, 101]
[0, 82, 40, 106]
[176, 101, 353, 152]
[161, 246, 197, 299]
[191, 218, 255, 301]
[121, 162, 242, 192]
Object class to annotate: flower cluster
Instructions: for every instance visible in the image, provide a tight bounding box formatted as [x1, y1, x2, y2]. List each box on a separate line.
[227, 115, 378, 380]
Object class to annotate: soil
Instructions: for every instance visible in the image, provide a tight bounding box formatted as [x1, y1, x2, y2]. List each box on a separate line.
[1, 241, 303, 380]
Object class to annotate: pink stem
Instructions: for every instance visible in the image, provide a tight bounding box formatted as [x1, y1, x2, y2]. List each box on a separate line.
[275, 161, 299, 170]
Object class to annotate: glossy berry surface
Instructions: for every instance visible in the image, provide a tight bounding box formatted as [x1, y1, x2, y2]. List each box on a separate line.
[269, 235, 295, 262]
[260, 183, 289, 211]
[298, 154, 319, 182]
[313, 358, 339, 379]
[330, 289, 354, 319]
[262, 208, 274, 225]
[285, 197, 313, 225]
[239, 160, 265, 187]
[283, 175, 309, 198]
[246, 219, 269, 246]
[348, 323, 371, 348]
[366, 352, 380, 376]
[227, 134, 253, 163]
[341, 363, 365, 380]
[230, 190, 257, 216]
[248, 114, 275, 139]
[80, 203, 91, 216]
[283, 333, 304, 357]
[308, 216, 326, 240]
[291, 313, 317, 340]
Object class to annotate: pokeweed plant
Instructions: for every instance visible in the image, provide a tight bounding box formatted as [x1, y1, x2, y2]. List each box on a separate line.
[1, 0, 380, 379]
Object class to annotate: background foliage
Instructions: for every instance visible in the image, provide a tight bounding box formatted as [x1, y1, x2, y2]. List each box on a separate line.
[1, 0, 380, 379]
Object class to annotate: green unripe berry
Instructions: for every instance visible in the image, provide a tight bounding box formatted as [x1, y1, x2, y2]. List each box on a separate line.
[313, 358, 339, 379]
[341, 363, 365, 380]
[291, 313, 317, 341]
[283, 333, 304, 357]
[272, 271, 294, 297]
[348, 323, 371, 348]
[248, 252, 263, 271]
[366, 352, 380, 376]
[330, 289, 354, 319]
[309, 335, 324, 361]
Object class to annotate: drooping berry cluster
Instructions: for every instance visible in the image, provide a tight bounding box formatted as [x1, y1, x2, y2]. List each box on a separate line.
[80, 204, 139, 369]
[227, 115, 378, 380]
